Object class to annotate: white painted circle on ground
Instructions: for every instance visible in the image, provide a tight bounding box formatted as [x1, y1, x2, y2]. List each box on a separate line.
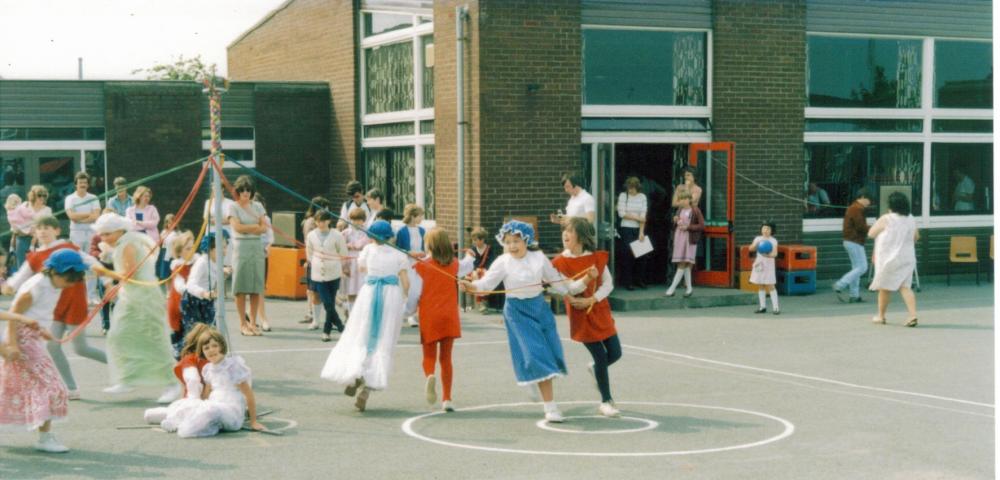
[401, 401, 795, 457]
[534, 415, 659, 435]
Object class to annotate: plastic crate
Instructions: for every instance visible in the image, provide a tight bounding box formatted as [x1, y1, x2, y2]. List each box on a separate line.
[739, 245, 758, 271]
[776, 244, 817, 271]
[738, 271, 756, 292]
[776, 269, 817, 296]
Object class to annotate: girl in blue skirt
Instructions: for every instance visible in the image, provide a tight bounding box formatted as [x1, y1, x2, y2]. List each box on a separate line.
[462, 220, 595, 423]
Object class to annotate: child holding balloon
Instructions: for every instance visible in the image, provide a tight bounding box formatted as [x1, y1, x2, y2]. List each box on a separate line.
[749, 221, 779, 315]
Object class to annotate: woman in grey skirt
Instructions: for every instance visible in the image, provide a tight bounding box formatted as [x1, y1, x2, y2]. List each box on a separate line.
[227, 175, 268, 336]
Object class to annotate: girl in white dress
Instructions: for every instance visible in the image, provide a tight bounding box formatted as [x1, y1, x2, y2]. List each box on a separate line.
[749, 221, 780, 315]
[320, 220, 409, 412]
[868, 192, 920, 327]
[166, 328, 264, 437]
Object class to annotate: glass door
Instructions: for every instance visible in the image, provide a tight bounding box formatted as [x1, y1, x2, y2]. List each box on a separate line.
[593, 143, 615, 263]
[689, 142, 735, 287]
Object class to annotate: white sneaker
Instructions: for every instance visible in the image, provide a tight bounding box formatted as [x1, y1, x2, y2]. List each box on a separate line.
[544, 409, 565, 423]
[424, 375, 437, 406]
[598, 402, 621, 418]
[34, 432, 69, 453]
[67, 389, 81, 401]
[406, 316, 419, 328]
[156, 384, 182, 404]
[442, 400, 455, 413]
[102, 384, 134, 394]
[307, 321, 320, 330]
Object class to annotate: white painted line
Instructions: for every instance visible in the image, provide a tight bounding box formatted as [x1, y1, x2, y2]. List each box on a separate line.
[534, 415, 659, 435]
[623, 343, 994, 409]
[401, 400, 795, 457]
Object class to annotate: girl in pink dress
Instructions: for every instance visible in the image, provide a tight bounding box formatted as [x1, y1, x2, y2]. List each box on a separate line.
[341, 207, 371, 315]
[665, 189, 704, 297]
[0, 249, 90, 453]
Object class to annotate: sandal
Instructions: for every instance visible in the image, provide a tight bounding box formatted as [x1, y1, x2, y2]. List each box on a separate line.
[905, 318, 918, 328]
[871, 316, 886, 325]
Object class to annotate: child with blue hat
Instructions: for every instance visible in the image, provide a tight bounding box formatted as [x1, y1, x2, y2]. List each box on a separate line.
[461, 220, 597, 423]
[321, 220, 411, 412]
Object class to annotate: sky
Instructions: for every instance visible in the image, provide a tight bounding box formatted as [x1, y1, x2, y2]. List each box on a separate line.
[0, 0, 288, 80]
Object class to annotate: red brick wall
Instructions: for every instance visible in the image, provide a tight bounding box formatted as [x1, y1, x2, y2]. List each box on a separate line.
[434, 0, 581, 250]
[712, 0, 806, 245]
[227, 0, 357, 202]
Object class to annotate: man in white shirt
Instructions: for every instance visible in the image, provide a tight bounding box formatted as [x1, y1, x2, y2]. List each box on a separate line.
[64, 172, 101, 252]
[550, 173, 596, 224]
[364, 188, 385, 229]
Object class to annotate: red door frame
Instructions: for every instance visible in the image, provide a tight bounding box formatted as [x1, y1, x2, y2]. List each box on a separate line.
[688, 142, 735, 288]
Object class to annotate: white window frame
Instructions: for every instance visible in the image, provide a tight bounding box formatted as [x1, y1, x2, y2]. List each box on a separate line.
[580, 25, 713, 118]
[359, 9, 435, 213]
[803, 33, 993, 233]
[201, 140, 256, 169]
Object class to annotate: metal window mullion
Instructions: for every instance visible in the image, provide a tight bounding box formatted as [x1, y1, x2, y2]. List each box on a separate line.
[920, 37, 934, 226]
[415, 141, 425, 209]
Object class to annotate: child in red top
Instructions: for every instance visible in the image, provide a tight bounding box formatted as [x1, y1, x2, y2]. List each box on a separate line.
[3, 215, 106, 400]
[413, 228, 474, 412]
[166, 231, 195, 358]
[551, 217, 622, 418]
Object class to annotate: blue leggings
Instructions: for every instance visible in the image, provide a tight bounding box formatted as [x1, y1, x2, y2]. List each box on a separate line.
[583, 335, 622, 403]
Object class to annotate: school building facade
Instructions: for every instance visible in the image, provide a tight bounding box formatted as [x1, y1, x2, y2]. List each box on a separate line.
[228, 0, 993, 285]
[0, 80, 332, 233]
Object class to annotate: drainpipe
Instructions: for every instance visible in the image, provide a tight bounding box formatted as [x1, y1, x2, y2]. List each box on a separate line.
[456, 5, 468, 246]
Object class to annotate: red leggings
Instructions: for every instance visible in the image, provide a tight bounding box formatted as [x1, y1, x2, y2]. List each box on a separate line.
[421, 338, 454, 401]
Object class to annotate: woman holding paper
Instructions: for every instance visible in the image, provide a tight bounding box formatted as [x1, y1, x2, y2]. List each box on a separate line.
[616, 177, 648, 290]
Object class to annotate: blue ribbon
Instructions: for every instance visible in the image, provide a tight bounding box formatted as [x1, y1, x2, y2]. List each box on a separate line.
[365, 275, 400, 353]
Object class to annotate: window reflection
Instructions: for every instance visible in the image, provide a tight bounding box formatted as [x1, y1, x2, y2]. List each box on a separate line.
[807, 36, 922, 108]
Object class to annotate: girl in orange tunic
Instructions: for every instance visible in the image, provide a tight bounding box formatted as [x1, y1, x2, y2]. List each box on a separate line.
[551, 217, 623, 418]
[413, 229, 475, 412]
[166, 231, 195, 358]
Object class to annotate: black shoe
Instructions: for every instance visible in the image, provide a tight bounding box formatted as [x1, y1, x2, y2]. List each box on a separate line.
[833, 286, 848, 303]
[754, 307, 767, 314]
[848, 296, 864, 303]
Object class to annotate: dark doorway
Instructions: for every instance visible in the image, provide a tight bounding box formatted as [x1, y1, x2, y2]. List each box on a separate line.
[614, 144, 676, 285]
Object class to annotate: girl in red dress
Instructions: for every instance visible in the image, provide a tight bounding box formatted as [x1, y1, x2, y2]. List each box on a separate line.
[413, 228, 475, 412]
[166, 231, 195, 358]
[551, 217, 623, 418]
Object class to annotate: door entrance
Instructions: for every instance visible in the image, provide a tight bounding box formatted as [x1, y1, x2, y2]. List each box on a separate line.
[689, 142, 736, 287]
[614, 144, 675, 285]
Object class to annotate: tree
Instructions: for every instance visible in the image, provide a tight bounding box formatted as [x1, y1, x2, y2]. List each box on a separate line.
[132, 55, 218, 81]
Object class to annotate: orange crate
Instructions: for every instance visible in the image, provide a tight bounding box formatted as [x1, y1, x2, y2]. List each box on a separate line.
[776, 244, 817, 271]
[738, 271, 756, 292]
[265, 247, 307, 299]
[739, 245, 758, 271]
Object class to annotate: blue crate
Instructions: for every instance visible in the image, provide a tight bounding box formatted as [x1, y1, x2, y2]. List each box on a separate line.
[776, 270, 816, 296]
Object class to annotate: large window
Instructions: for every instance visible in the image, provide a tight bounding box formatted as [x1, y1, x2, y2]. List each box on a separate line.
[807, 36, 922, 108]
[805, 143, 922, 218]
[804, 34, 992, 230]
[930, 143, 993, 215]
[934, 41, 992, 108]
[583, 29, 707, 106]
[360, 10, 434, 218]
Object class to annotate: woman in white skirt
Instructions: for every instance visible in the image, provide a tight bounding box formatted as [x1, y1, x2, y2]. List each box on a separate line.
[869, 192, 919, 327]
[320, 220, 409, 412]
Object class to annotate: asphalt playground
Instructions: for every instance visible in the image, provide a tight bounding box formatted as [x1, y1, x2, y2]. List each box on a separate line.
[0, 280, 994, 479]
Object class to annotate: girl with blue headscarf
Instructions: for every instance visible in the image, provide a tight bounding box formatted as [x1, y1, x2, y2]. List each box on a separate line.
[321, 220, 410, 412]
[461, 220, 596, 423]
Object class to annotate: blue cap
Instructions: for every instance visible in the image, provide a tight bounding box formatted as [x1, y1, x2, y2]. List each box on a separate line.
[43, 248, 88, 274]
[368, 220, 393, 242]
[496, 220, 536, 247]
[199, 230, 230, 254]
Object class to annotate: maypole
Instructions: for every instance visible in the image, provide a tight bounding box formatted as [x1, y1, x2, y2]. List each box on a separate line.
[202, 73, 229, 345]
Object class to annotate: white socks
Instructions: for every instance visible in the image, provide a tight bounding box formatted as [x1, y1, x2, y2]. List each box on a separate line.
[543, 401, 559, 413]
[666, 269, 684, 294]
[758, 290, 780, 310]
[312, 304, 323, 323]
[683, 268, 693, 293]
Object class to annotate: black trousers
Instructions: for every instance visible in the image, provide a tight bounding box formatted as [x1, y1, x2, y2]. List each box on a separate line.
[617, 227, 647, 287]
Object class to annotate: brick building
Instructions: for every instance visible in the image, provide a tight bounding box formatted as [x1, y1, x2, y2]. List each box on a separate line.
[0, 80, 331, 234]
[229, 0, 993, 285]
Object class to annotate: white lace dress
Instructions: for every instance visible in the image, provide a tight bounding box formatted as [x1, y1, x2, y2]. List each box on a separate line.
[174, 356, 252, 438]
[320, 243, 408, 391]
[144, 365, 205, 432]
